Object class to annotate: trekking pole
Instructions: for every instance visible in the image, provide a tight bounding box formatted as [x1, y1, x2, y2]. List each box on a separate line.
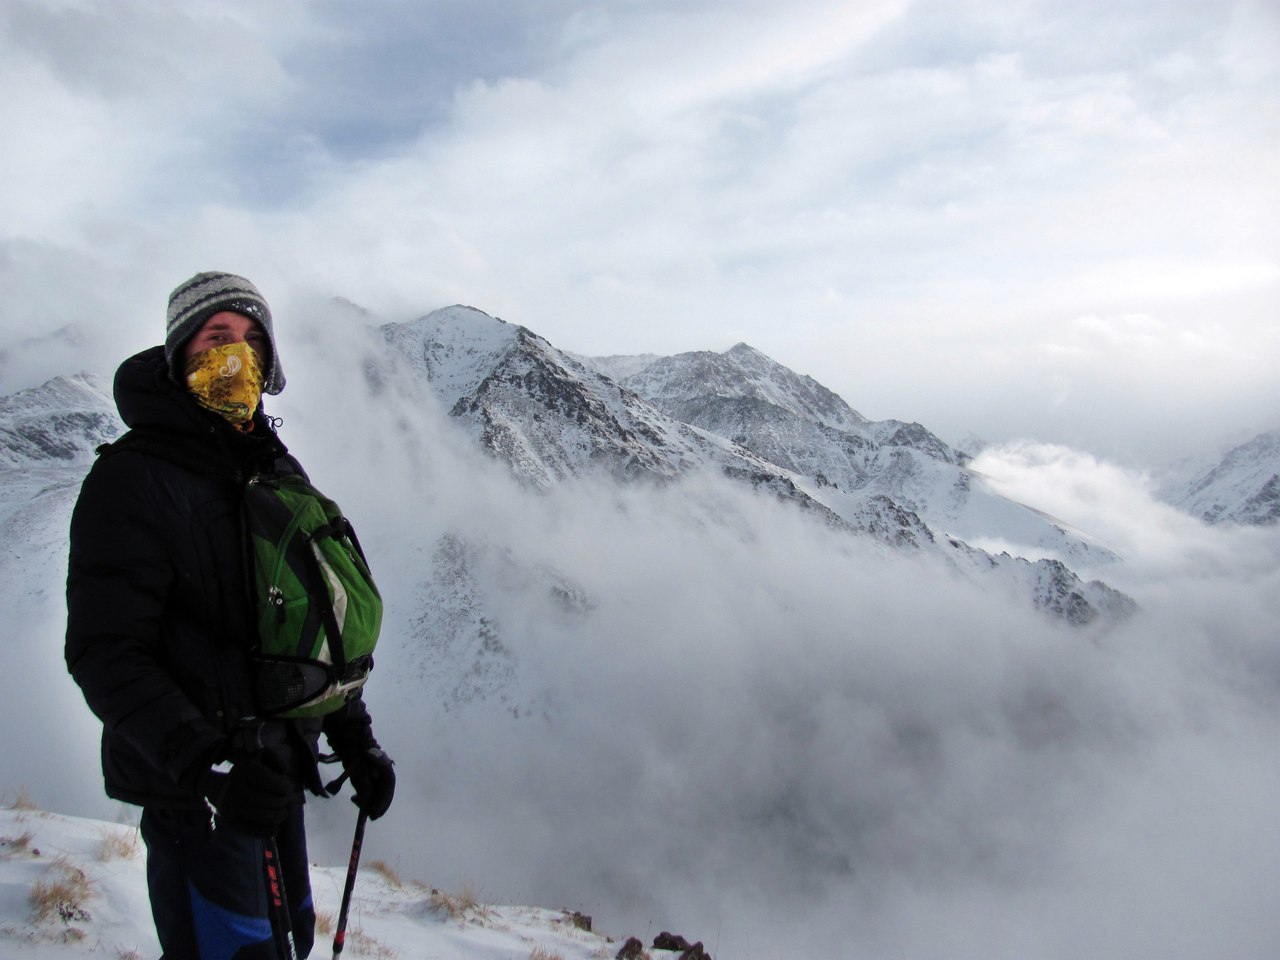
[237, 717, 297, 960]
[333, 810, 369, 959]
[266, 837, 299, 960]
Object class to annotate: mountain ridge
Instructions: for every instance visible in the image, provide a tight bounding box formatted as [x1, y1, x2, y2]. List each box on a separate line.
[0, 307, 1141, 628]
[372, 305, 1132, 625]
[1158, 429, 1280, 526]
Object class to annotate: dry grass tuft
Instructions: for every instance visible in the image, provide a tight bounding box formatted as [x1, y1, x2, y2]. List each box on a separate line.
[115, 949, 145, 960]
[29, 855, 92, 925]
[346, 927, 398, 958]
[563, 910, 592, 932]
[319, 914, 397, 955]
[7, 786, 38, 811]
[427, 887, 463, 920]
[530, 947, 565, 960]
[95, 826, 140, 862]
[427, 881, 489, 922]
[366, 859, 403, 887]
[2, 827, 36, 855]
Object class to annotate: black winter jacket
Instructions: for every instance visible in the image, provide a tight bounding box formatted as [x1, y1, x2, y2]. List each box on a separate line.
[66, 346, 376, 810]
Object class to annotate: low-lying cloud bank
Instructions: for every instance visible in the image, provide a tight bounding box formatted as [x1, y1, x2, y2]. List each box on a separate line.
[297, 340, 1278, 958]
[9, 315, 1278, 958]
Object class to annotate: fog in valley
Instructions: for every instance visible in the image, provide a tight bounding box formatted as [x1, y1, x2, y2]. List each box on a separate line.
[6, 308, 1276, 958]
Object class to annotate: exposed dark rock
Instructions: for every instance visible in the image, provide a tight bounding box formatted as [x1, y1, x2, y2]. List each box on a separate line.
[653, 932, 691, 952]
[653, 931, 711, 958]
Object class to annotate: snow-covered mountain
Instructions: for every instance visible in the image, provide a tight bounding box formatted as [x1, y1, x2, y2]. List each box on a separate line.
[3, 307, 1277, 960]
[0, 375, 118, 619]
[1159, 429, 1280, 526]
[371, 306, 1131, 624]
[0, 304, 1140, 752]
[376, 305, 732, 489]
[586, 342, 1120, 570]
[0, 373, 117, 470]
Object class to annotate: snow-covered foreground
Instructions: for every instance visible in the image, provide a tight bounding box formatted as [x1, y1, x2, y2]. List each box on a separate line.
[0, 803, 691, 960]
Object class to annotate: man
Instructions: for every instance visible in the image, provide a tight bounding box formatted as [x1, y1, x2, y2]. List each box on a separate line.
[66, 271, 396, 958]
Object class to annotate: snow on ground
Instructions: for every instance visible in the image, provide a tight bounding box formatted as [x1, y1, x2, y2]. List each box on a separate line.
[0, 802, 687, 960]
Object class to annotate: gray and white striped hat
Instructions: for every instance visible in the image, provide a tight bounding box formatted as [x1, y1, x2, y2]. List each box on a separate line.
[165, 271, 286, 395]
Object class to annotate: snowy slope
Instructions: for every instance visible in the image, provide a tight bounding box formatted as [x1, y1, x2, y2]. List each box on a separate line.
[0, 372, 120, 546]
[587, 344, 1119, 570]
[0, 804, 702, 960]
[0, 374, 118, 634]
[377, 306, 703, 488]
[370, 309, 1131, 623]
[0, 306, 1130, 687]
[0, 374, 118, 471]
[591, 343, 873, 435]
[0, 308, 1127, 627]
[372, 306, 851, 526]
[1159, 429, 1280, 526]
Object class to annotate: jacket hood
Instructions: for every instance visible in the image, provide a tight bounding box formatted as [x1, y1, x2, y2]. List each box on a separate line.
[114, 345, 204, 433]
[113, 346, 286, 468]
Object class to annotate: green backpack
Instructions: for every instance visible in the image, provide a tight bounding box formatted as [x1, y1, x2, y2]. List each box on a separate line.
[243, 472, 383, 717]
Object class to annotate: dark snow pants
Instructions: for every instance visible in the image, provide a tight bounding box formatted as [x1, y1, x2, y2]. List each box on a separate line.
[140, 803, 316, 960]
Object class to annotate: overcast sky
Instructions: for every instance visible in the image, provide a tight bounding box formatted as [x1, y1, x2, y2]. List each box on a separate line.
[2, 0, 1277, 463]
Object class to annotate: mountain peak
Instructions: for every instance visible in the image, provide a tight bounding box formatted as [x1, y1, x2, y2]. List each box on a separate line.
[406, 304, 515, 342]
[369, 310, 1132, 621]
[0, 373, 119, 467]
[379, 306, 530, 404]
[590, 342, 869, 435]
[1164, 428, 1280, 526]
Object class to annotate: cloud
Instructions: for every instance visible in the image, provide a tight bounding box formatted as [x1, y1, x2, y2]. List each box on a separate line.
[8, 301, 1280, 957]
[2, 0, 1277, 465]
[970, 440, 1280, 586]
[553, 0, 906, 116]
[280, 317, 1276, 957]
[5, 10, 1279, 953]
[1, 1, 305, 217]
[297, 358, 1278, 958]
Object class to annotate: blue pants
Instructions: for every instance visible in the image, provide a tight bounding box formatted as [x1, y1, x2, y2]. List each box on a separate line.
[140, 804, 316, 959]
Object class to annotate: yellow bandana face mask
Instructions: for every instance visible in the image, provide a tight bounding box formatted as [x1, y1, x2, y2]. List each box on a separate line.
[183, 341, 264, 426]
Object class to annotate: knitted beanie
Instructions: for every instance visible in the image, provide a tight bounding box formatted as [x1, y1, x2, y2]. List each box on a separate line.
[165, 271, 286, 395]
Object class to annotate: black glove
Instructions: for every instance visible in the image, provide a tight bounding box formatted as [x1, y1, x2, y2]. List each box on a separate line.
[343, 746, 396, 819]
[199, 756, 293, 838]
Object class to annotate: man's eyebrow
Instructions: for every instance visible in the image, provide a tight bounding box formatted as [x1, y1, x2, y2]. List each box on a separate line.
[202, 319, 263, 334]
